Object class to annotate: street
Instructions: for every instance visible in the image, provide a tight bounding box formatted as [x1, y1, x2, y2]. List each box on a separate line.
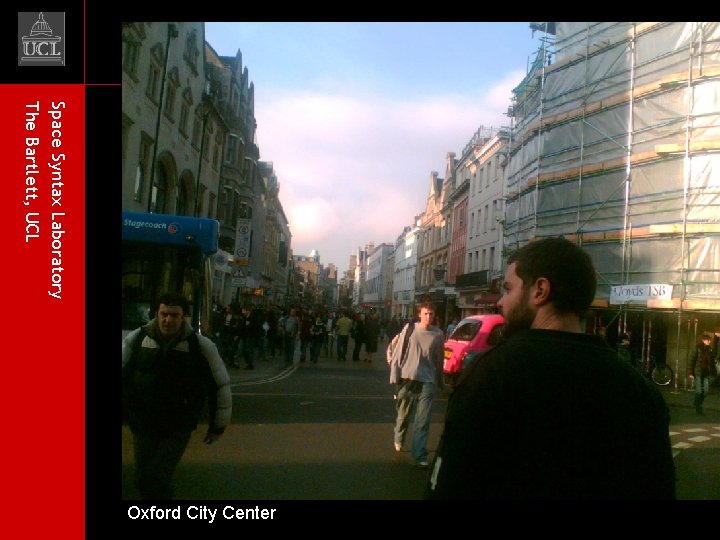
[122, 355, 438, 500]
[122, 345, 720, 501]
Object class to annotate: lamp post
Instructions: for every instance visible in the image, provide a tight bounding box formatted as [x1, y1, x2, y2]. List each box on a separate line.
[433, 265, 448, 328]
[193, 87, 215, 217]
[146, 23, 178, 213]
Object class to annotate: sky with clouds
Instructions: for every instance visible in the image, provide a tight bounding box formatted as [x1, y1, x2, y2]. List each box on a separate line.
[205, 22, 544, 274]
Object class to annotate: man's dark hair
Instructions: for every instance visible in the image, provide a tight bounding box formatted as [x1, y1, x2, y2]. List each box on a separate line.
[507, 237, 597, 317]
[152, 292, 190, 316]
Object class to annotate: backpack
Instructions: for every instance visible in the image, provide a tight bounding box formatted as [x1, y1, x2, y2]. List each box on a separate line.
[388, 322, 416, 385]
[398, 322, 415, 368]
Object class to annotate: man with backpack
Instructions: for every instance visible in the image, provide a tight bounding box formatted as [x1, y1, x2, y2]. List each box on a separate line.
[122, 292, 232, 500]
[387, 303, 445, 469]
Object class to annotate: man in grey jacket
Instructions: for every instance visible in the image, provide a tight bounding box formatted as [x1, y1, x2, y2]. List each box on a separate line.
[122, 292, 232, 499]
[388, 302, 445, 468]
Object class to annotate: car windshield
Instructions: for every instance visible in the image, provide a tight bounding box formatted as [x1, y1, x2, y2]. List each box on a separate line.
[448, 320, 482, 342]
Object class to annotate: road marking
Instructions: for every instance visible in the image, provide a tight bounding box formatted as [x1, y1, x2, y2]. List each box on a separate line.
[232, 365, 297, 386]
[688, 435, 712, 443]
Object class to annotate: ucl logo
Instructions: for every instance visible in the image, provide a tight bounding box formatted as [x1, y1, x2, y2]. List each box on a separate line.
[18, 12, 64, 66]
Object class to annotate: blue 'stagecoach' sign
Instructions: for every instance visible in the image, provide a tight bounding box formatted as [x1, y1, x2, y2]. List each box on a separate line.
[122, 211, 219, 255]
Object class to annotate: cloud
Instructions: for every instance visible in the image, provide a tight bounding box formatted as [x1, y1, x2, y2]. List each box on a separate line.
[254, 72, 524, 271]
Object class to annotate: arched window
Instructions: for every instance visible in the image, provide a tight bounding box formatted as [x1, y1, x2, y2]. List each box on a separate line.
[150, 165, 168, 213]
[177, 178, 189, 215]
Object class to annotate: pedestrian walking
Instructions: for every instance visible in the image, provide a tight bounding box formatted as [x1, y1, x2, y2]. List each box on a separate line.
[688, 331, 719, 415]
[335, 311, 353, 361]
[351, 313, 366, 362]
[388, 302, 445, 468]
[617, 333, 634, 366]
[310, 314, 325, 363]
[122, 292, 232, 500]
[282, 308, 300, 366]
[364, 312, 381, 363]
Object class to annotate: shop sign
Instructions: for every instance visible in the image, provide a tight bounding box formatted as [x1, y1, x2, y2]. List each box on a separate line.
[610, 284, 673, 304]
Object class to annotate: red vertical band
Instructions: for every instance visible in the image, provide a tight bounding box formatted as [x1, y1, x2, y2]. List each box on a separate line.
[0, 83, 85, 535]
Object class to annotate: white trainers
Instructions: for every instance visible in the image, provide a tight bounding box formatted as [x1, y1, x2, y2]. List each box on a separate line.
[394, 442, 402, 452]
[414, 461, 429, 469]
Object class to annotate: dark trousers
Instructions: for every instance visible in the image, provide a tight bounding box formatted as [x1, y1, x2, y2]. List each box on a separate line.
[132, 429, 192, 500]
[352, 338, 364, 361]
[284, 335, 296, 365]
[336, 335, 349, 360]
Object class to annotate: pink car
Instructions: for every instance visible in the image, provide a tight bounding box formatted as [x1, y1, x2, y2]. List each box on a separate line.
[443, 314, 505, 387]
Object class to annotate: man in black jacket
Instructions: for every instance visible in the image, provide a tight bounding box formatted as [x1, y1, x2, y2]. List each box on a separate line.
[688, 332, 719, 415]
[426, 237, 676, 500]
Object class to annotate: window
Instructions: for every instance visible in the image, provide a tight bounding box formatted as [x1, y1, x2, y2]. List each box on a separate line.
[177, 178, 189, 216]
[150, 164, 168, 213]
[179, 89, 192, 136]
[191, 113, 201, 148]
[208, 193, 217, 219]
[202, 123, 212, 161]
[183, 30, 199, 74]
[483, 204, 489, 233]
[212, 133, 222, 171]
[225, 134, 238, 166]
[219, 186, 231, 221]
[121, 23, 144, 79]
[122, 39, 140, 78]
[146, 62, 161, 103]
[164, 83, 176, 119]
[163, 68, 179, 120]
[179, 100, 189, 136]
[145, 44, 165, 103]
[134, 134, 152, 202]
[239, 202, 252, 219]
[195, 184, 205, 217]
[122, 114, 133, 184]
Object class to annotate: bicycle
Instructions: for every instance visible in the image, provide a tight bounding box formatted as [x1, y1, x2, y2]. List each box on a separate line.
[639, 355, 674, 386]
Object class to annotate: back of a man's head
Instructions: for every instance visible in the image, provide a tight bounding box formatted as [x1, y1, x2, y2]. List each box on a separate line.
[507, 237, 597, 317]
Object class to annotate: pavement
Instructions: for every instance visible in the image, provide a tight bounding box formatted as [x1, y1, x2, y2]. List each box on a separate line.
[659, 380, 720, 414]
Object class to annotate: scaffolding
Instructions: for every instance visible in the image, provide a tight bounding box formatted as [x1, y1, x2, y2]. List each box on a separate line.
[504, 22, 720, 391]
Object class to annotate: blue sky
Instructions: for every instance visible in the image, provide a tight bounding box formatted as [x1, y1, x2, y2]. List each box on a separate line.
[205, 22, 544, 274]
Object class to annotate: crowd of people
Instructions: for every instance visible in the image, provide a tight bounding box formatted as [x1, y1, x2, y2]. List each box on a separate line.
[208, 302, 417, 369]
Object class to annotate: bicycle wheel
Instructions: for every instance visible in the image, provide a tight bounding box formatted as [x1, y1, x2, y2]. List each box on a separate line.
[651, 364, 673, 386]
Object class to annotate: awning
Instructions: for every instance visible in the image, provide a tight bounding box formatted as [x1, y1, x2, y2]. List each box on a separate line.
[475, 293, 501, 307]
